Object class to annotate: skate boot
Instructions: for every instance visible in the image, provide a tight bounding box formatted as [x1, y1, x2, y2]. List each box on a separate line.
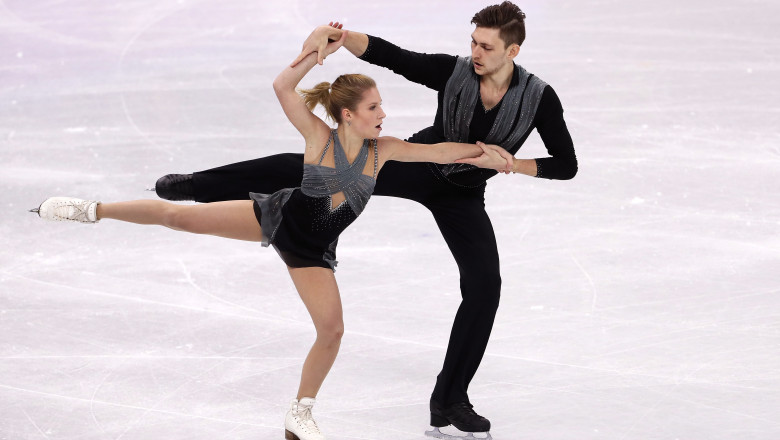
[425, 401, 492, 440]
[284, 397, 326, 440]
[30, 197, 100, 223]
[154, 173, 194, 201]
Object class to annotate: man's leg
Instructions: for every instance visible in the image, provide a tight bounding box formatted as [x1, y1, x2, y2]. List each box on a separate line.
[426, 189, 501, 432]
[156, 153, 305, 202]
[157, 127, 443, 202]
[157, 154, 428, 203]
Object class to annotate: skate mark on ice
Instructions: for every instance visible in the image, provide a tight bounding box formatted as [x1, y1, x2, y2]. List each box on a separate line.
[322, 410, 421, 438]
[112, 355, 237, 440]
[345, 272, 455, 308]
[218, 66, 262, 101]
[491, 214, 534, 267]
[116, 2, 199, 159]
[570, 252, 598, 312]
[591, 314, 779, 362]
[2, 353, 306, 362]
[600, 287, 780, 328]
[175, 258, 300, 325]
[22, 408, 51, 439]
[653, 385, 780, 426]
[7, 272, 297, 325]
[89, 359, 126, 437]
[0, 1, 113, 50]
[0, 382, 275, 428]
[616, 355, 779, 440]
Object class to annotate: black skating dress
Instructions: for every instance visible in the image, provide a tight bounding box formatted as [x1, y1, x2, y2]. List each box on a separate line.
[250, 130, 378, 271]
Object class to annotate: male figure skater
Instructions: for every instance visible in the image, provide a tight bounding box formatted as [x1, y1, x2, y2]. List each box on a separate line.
[156, 2, 577, 437]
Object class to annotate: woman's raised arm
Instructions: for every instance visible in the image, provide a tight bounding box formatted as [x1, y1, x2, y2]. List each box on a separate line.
[272, 31, 348, 144]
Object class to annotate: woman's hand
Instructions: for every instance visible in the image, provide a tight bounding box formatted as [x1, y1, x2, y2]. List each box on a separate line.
[291, 23, 345, 67]
[455, 142, 514, 173]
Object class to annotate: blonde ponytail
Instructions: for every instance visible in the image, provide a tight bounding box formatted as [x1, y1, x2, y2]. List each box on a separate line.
[298, 74, 376, 124]
[298, 81, 334, 120]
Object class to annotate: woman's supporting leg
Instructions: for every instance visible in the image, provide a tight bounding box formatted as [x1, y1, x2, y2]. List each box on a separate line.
[286, 266, 344, 400]
[97, 199, 263, 242]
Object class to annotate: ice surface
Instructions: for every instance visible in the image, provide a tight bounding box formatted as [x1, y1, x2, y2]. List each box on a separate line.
[1, 0, 779, 439]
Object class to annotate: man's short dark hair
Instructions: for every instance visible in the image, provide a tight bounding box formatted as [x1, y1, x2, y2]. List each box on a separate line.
[471, 1, 526, 48]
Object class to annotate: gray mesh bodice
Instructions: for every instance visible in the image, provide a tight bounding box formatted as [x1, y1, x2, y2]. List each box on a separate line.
[302, 129, 378, 216]
[249, 130, 378, 256]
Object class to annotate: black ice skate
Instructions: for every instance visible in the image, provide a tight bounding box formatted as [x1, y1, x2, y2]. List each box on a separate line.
[154, 173, 194, 201]
[425, 401, 492, 440]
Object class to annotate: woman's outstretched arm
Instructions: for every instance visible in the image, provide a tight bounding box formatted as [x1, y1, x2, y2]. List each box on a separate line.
[378, 137, 513, 172]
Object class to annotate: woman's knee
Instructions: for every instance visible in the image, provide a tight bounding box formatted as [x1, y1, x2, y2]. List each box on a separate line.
[162, 205, 198, 232]
[316, 319, 344, 347]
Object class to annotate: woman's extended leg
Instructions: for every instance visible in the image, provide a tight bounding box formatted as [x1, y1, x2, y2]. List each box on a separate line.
[286, 266, 344, 399]
[97, 199, 263, 242]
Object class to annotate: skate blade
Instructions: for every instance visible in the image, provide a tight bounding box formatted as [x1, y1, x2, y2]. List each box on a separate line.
[425, 427, 492, 440]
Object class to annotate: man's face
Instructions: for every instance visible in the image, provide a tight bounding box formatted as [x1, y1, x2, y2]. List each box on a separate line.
[470, 27, 515, 76]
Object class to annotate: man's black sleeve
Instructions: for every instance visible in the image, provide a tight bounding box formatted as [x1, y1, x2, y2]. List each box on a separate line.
[359, 35, 457, 91]
[533, 86, 578, 180]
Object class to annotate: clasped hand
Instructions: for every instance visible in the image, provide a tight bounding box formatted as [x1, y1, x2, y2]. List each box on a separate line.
[455, 142, 514, 173]
[291, 22, 346, 66]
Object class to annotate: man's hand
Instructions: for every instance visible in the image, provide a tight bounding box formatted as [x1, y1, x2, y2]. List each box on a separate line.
[291, 23, 345, 67]
[455, 142, 514, 173]
[319, 30, 349, 63]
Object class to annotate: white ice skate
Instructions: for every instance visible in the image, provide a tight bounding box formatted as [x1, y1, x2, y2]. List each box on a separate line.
[31, 197, 100, 223]
[284, 397, 326, 440]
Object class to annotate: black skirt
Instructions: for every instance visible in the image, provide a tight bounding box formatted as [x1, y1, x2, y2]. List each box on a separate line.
[252, 189, 357, 271]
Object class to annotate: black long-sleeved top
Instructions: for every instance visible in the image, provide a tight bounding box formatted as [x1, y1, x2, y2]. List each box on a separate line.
[359, 36, 577, 184]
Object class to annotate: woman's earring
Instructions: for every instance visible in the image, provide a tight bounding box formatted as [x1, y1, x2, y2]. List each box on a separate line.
[347, 120, 351, 127]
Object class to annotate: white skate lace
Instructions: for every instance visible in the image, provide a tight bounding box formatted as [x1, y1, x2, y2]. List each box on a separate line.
[54, 200, 92, 222]
[294, 403, 321, 434]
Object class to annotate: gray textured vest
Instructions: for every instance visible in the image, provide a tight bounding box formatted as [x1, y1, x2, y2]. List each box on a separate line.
[440, 56, 547, 176]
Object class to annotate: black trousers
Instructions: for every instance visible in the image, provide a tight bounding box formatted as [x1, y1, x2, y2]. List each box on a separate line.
[193, 155, 501, 406]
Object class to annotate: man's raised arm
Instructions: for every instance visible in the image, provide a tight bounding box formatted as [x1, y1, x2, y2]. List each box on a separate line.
[291, 24, 368, 66]
[290, 24, 454, 92]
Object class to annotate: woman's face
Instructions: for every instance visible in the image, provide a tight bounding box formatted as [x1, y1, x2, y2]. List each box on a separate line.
[347, 87, 386, 138]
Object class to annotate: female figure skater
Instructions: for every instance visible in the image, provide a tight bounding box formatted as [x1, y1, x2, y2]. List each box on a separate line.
[31, 32, 509, 440]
